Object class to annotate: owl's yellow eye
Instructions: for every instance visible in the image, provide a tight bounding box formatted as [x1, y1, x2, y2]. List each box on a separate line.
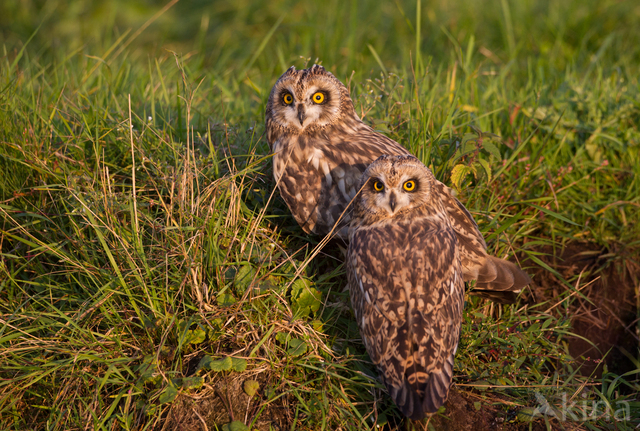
[403, 180, 416, 192]
[373, 180, 384, 192]
[283, 94, 293, 105]
[312, 92, 325, 104]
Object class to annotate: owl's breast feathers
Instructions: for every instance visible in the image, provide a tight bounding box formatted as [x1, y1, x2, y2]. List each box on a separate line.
[347, 216, 464, 419]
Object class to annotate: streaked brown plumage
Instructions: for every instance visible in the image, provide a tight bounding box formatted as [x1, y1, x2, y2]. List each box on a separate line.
[265, 65, 530, 300]
[347, 155, 464, 419]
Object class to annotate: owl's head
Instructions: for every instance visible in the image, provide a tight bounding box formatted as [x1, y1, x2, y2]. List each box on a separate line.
[265, 65, 357, 140]
[353, 155, 441, 224]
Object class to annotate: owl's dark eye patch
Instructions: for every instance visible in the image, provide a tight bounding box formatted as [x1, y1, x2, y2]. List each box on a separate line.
[311, 91, 329, 105]
[403, 180, 418, 192]
[282, 92, 294, 105]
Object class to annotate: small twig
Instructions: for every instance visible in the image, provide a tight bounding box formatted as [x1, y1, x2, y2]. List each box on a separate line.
[192, 407, 209, 431]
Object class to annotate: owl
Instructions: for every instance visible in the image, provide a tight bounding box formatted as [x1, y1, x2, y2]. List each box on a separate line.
[347, 154, 465, 420]
[265, 65, 530, 299]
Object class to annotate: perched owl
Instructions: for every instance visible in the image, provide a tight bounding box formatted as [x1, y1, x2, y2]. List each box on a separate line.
[265, 65, 530, 298]
[347, 154, 465, 420]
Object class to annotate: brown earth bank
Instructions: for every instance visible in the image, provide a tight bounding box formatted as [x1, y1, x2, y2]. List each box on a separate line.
[523, 242, 639, 379]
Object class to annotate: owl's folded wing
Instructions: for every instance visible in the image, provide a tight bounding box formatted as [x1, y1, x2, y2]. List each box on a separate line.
[435, 184, 532, 298]
[272, 128, 407, 237]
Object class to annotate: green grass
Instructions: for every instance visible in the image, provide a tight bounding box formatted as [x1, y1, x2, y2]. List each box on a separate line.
[1, 0, 639, 429]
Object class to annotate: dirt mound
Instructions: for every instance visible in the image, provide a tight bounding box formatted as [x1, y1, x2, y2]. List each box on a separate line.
[525, 242, 639, 377]
[425, 388, 534, 431]
[165, 371, 291, 431]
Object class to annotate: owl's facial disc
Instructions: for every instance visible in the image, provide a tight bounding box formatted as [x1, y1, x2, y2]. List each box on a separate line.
[367, 173, 421, 216]
[279, 86, 335, 129]
[267, 66, 350, 133]
[292, 83, 339, 130]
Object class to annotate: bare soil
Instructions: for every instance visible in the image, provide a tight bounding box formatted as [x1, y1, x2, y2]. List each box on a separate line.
[425, 388, 546, 431]
[524, 242, 639, 378]
[164, 370, 292, 430]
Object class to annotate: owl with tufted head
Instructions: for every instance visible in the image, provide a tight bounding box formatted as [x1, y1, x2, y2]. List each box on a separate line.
[265, 65, 530, 302]
[265, 64, 359, 139]
[265, 64, 408, 238]
[347, 154, 464, 420]
[352, 155, 441, 225]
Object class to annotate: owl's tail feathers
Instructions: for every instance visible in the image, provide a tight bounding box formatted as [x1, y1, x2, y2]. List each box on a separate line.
[469, 255, 532, 303]
[475, 255, 532, 291]
[392, 354, 454, 421]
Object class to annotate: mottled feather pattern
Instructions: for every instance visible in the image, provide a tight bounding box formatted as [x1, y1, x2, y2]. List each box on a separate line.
[347, 156, 464, 419]
[271, 123, 407, 236]
[265, 66, 530, 300]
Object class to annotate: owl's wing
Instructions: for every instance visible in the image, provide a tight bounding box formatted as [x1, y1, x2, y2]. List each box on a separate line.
[272, 128, 407, 237]
[435, 183, 532, 299]
[433, 183, 488, 276]
[272, 137, 366, 237]
[347, 221, 464, 420]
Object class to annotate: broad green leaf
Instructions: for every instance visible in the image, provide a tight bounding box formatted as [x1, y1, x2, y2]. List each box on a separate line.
[244, 379, 259, 397]
[231, 357, 247, 372]
[450, 164, 472, 190]
[311, 319, 323, 332]
[185, 329, 206, 345]
[234, 265, 256, 293]
[287, 338, 307, 356]
[290, 278, 311, 297]
[276, 332, 290, 344]
[222, 421, 250, 431]
[476, 158, 492, 183]
[516, 407, 539, 422]
[464, 139, 477, 154]
[137, 356, 160, 384]
[224, 267, 237, 282]
[291, 278, 321, 318]
[208, 356, 233, 372]
[197, 355, 213, 371]
[482, 139, 502, 160]
[217, 293, 237, 307]
[158, 385, 178, 404]
[376, 413, 388, 427]
[461, 132, 478, 144]
[181, 376, 204, 389]
[293, 287, 321, 318]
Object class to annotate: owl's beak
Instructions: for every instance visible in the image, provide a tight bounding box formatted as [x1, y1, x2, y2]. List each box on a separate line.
[297, 105, 306, 126]
[388, 191, 397, 212]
